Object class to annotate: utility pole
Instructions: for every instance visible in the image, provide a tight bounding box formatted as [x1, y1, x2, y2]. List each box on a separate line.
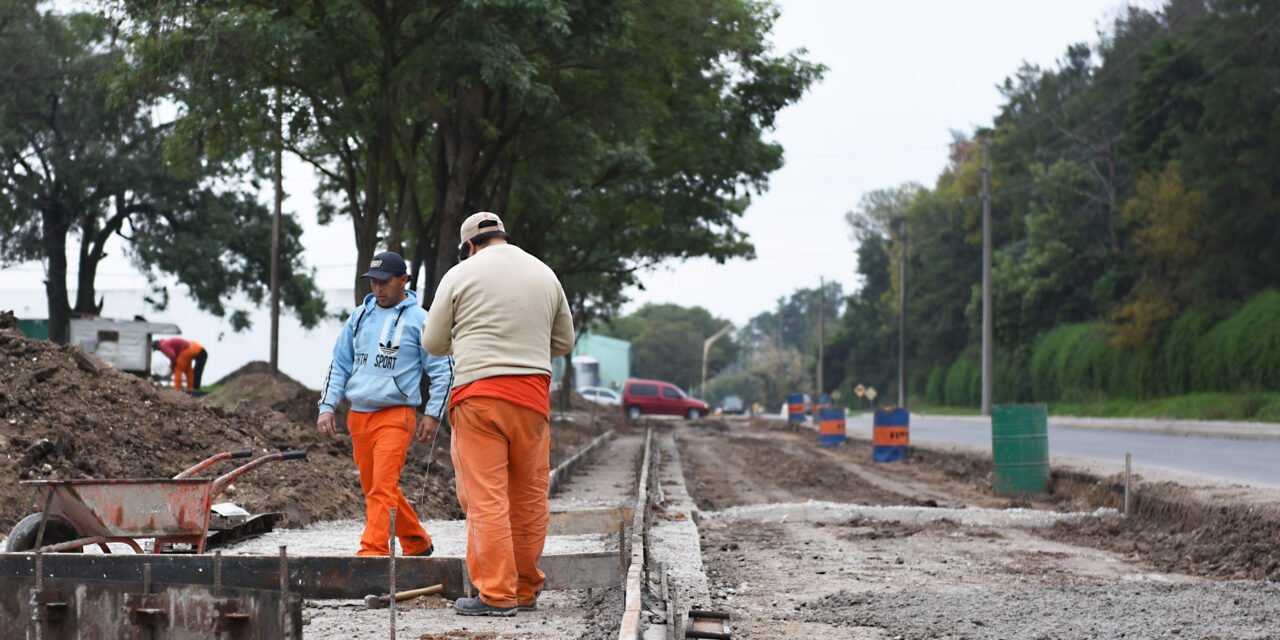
[898, 216, 907, 409]
[817, 276, 825, 403]
[701, 324, 733, 400]
[981, 138, 993, 416]
[269, 87, 283, 377]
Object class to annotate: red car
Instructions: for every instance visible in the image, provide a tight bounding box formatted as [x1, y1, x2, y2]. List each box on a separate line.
[621, 379, 709, 420]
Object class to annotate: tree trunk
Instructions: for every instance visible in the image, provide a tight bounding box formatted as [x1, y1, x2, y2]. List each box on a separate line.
[427, 86, 484, 296]
[559, 349, 575, 410]
[353, 215, 378, 304]
[42, 205, 72, 344]
[73, 235, 104, 316]
[73, 252, 103, 316]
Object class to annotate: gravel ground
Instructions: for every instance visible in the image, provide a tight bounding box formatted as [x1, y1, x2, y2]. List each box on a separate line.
[799, 582, 1280, 639]
[211, 435, 649, 639]
[680, 419, 1280, 640]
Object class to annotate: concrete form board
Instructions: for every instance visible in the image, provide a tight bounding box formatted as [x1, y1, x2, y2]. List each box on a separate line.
[0, 551, 618, 600]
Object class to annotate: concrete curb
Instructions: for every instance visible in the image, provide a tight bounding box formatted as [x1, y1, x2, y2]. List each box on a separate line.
[548, 429, 613, 497]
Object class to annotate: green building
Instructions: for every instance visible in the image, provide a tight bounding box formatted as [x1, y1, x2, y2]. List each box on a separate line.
[555, 333, 631, 391]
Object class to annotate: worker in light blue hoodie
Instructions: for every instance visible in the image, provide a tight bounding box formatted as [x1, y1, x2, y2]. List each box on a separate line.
[317, 251, 453, 557]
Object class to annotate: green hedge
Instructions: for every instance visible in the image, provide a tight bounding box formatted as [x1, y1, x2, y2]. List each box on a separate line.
[925, 365, 947, 406]
[944, 346, 980, 407]
[938, 290, 1280, 404]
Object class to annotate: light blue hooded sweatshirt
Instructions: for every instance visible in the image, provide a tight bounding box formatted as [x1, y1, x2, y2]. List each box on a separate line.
[318, 290, 452, 418]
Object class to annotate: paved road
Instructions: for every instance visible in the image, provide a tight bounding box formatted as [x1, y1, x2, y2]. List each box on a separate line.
[845, 415, 1280, 489]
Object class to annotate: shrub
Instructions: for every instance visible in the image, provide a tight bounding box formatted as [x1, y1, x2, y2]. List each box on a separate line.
[925, 365, 946, 406]
[944, 347, 980, 407]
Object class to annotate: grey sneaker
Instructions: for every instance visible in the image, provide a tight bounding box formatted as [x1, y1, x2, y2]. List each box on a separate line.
[517, 590, 541, 611]
[453, 597, 516, 616]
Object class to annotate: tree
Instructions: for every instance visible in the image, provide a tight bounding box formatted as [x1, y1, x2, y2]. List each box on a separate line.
[122, 0, 822, 311]
[0, 4, 324, 341]
[1110, 162, 1205, 348]
[598, 303, 737, 395]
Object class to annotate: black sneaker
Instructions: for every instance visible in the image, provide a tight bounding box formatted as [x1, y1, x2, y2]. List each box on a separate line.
[453, 597, 516, 616]
[411, 544, 434, 557]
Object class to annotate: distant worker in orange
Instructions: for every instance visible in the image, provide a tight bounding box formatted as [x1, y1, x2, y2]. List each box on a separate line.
[317, 250, 453, 559]
[152, 337, 208, 390]
[423, 212, 575, 616]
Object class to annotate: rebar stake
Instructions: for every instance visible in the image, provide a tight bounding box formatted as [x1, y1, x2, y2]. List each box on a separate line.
[389, 507, 397, 640]
[279, 545, 291, 638]
[32, 550, 44, 640]
[1124, 452, 1132, 518]
[214, 550, 223, 598]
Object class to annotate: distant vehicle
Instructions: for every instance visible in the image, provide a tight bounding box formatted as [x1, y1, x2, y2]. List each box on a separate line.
[720, 395, 745, 415]
[580, 386, 621, 406]
[621, 378, 709, 420]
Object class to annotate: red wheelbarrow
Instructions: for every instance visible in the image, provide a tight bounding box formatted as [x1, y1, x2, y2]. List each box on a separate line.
[4, 449, 307, 554]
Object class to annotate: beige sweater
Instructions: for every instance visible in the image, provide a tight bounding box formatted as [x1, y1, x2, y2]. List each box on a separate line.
[422, 244, 575, 388]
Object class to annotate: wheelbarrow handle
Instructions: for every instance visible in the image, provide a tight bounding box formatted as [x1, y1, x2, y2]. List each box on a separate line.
[210, 450, 308, 498]
[173, 450, 255, 479]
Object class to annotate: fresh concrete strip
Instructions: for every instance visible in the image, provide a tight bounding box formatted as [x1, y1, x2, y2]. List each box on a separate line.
[704, 499, 1119, 528]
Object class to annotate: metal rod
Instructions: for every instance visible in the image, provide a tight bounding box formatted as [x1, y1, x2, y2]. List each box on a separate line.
[981, 137, 993, 416]
[214, 550, 223, 598]
[898, 218, 907, 410]
[1124, 453, 1132, 518]
[269, 85, 283, 376]
[143, 563, 151, 594]
[279, 545, 290, 638]
[818, 275, 825, 405]
[389, 507, 397, 640]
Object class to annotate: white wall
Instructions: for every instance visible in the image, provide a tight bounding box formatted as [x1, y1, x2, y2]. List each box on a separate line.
[2, 287, 354, 389]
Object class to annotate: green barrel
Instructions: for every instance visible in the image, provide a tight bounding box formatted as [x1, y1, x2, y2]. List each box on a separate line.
[991, 404, 1050, 495]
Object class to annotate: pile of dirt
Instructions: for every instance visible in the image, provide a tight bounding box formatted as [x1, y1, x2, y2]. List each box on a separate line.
[205, 367, 331, 427]
[213, 360, 274, 386]
[0, 328, 372, 533]
[0, 335, 621, 538]
[1043, 481, 1280, 581]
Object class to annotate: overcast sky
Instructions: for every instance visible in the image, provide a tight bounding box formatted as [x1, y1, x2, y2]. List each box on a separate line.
[5, 0, 1138, 330]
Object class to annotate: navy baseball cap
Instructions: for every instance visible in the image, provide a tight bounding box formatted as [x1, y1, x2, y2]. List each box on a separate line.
[360, 251, 408, 280]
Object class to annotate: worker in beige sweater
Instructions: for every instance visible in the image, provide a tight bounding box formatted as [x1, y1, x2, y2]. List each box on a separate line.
[422, 211, 575, 616]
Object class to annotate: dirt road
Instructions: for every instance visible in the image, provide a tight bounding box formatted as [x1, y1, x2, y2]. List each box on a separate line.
[677, 419, 1280, 639]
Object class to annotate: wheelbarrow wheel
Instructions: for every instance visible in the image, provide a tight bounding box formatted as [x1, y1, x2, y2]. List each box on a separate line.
[4, 513, 83, 553]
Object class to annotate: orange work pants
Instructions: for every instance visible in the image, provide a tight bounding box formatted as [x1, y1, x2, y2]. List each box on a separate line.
[347, 406, 433, 556]
[172, 341, 203, 390]
[449, 397, 550, 608]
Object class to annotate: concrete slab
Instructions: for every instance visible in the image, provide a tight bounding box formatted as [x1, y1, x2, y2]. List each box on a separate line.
[706, 500, 1119, 528]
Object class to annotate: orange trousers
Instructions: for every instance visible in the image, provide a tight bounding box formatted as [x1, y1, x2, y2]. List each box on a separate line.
[347, 406, 433, 556]
[172, 341, 203, 390]
[449, 397, 550, 608]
